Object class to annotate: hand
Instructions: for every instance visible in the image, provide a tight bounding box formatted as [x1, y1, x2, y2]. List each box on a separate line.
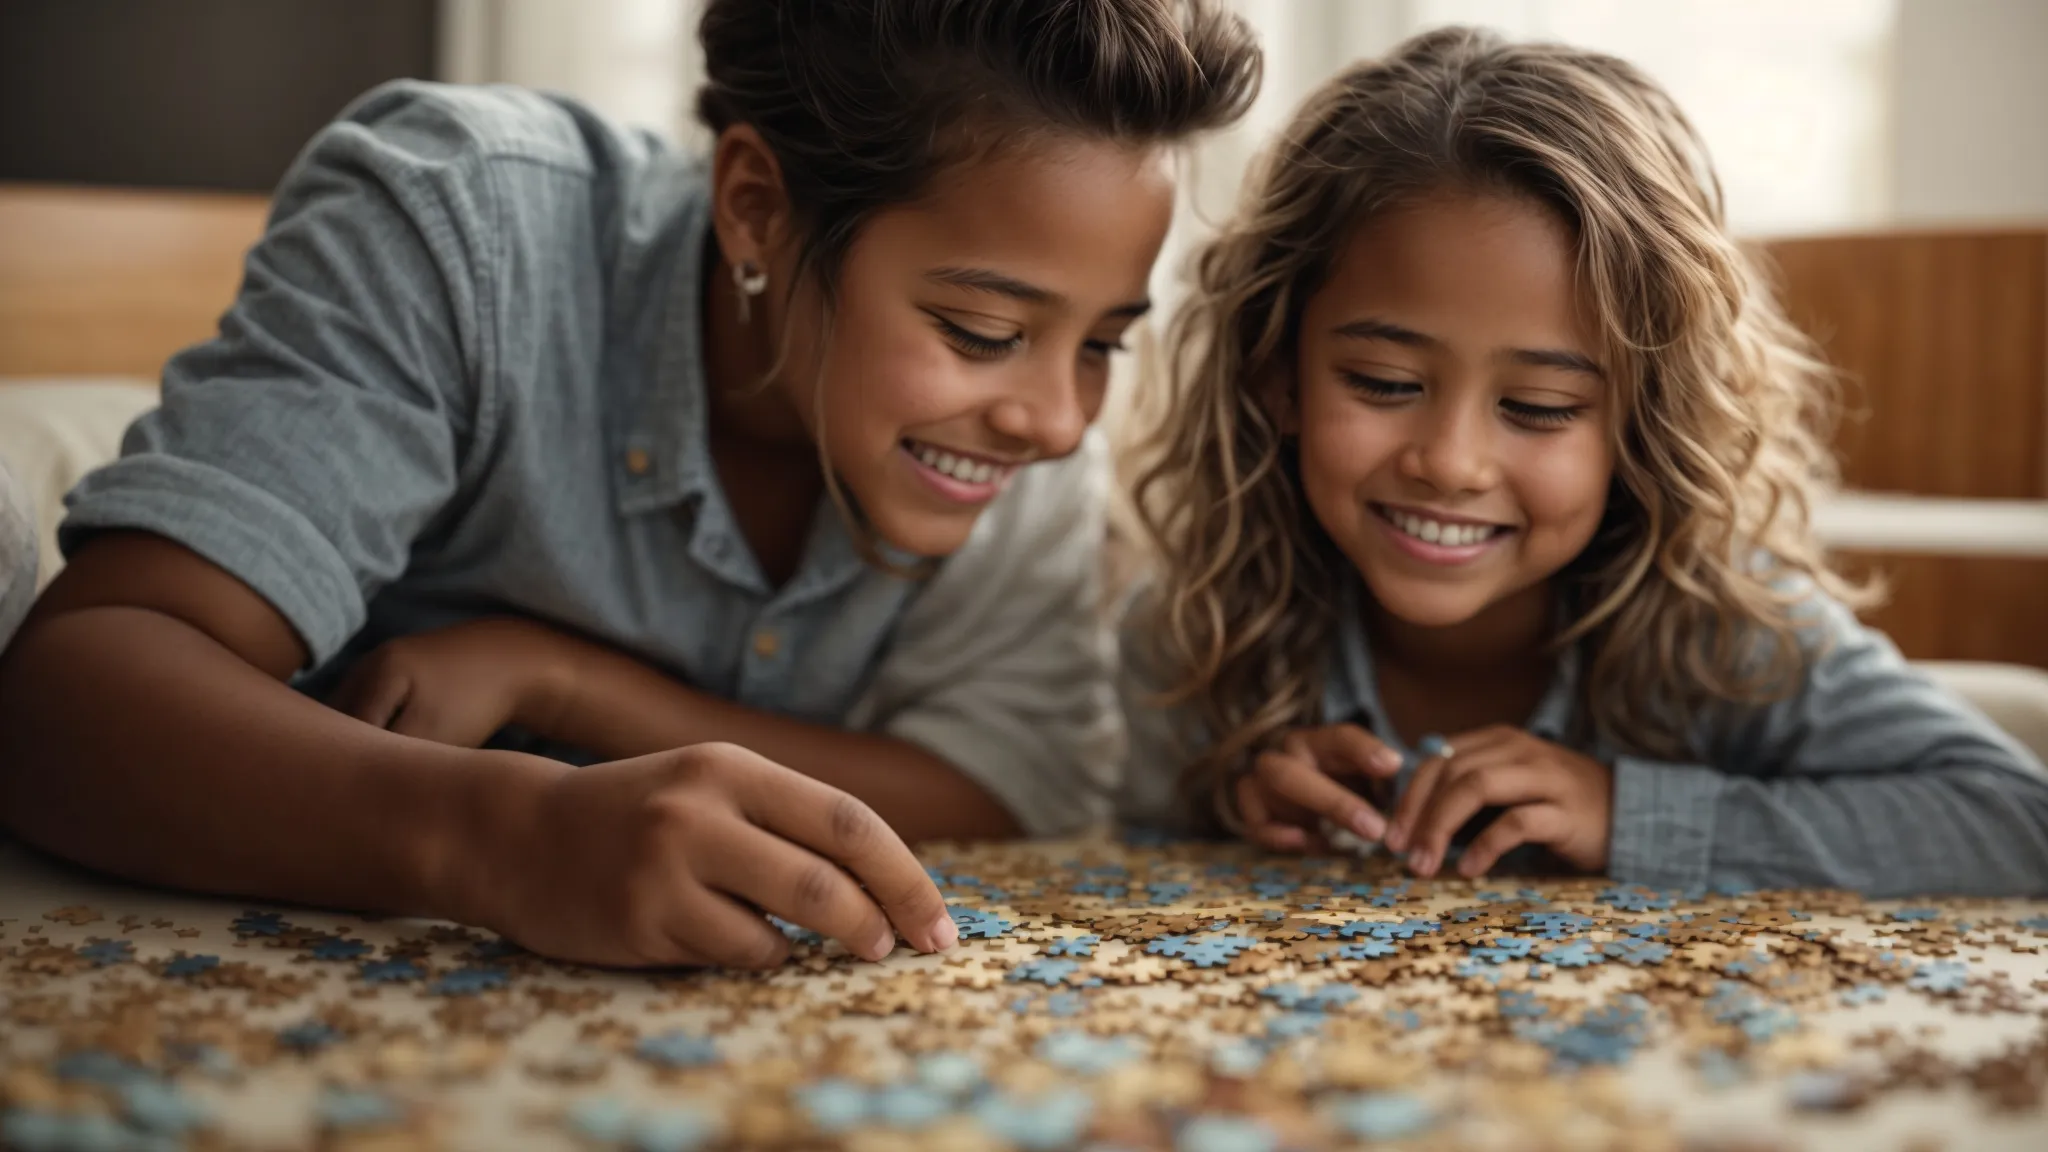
[332, 618, 580, 748]
[461, 742, 957, 969]
[1382, 725, 1612, 879]
[1228, 724, 1407, 853]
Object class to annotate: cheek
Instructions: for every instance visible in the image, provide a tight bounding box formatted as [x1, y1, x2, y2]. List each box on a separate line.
[1514, 430, 1614, 530]
[813, 300, 962, 446]
[1297, 386, 1402, 490]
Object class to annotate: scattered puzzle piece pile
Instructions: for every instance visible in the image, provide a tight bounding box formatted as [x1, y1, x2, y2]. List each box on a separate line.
[4, 834, 2048, 1150]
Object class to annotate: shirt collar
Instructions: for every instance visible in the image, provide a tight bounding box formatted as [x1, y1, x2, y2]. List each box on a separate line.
[1324, 577, 1580, 754]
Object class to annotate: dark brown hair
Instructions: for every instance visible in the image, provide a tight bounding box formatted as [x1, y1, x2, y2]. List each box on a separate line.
[695, 0, 1263, 301]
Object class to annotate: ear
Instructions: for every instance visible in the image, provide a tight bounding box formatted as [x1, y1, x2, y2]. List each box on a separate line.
[709, 124, 793, 273]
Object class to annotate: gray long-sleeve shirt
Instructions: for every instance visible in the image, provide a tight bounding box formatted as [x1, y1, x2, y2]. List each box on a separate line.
[1118, 578, 2048, 898]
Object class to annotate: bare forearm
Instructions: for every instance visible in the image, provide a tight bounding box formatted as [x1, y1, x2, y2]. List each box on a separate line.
[541, 647, 1019, 842]
[0, 606, 556, 920]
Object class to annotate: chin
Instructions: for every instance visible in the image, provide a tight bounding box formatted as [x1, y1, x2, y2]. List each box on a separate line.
[863, 507, 978, 561]
[1359, 574, 1493, 630]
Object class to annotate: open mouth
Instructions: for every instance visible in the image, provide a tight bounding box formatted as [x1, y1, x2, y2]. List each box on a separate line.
[901, 439, 1021, 503]
[1371, 502, 1513, 561]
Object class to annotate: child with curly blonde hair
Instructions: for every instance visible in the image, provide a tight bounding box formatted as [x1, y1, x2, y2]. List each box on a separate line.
[1118, 27, 2048, 896]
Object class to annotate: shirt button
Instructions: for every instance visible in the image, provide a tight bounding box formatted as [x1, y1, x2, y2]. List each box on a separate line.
[751, 630, 781, 659]
[624, 448, 651, 476]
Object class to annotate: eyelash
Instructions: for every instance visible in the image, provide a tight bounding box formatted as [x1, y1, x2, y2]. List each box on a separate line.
[1341, 374, 1585, 428]
[931, 315, 1127, 362]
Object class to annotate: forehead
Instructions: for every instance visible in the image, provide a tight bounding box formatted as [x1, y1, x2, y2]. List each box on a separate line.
[1310, 191, 1598, 354]
[850, 138, 1176, 304]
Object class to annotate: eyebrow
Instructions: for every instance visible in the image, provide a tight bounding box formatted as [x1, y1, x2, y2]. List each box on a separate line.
[926, 266, 1151, 320]
[1332, 317, 1604, 379]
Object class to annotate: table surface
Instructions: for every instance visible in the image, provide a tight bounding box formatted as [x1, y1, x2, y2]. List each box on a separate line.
[4, 833, 2047, 1152]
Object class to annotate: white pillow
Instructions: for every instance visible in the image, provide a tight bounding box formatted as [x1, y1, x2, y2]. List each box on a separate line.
[0, 378, 161, 591]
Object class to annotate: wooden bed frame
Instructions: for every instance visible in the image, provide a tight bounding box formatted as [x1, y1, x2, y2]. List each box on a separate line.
[0, 182, 269, 379]
[1, 180, 2043, 665]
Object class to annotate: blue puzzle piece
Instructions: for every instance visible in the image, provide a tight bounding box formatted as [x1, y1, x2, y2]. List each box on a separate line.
[120, 1079, 208, 1135]
[1, 1110, 140, 1152]
[1523, 912, 1597, 939]
[359, 958, 426, 984]
[2018, 915, 2048, 933]
[1596, 886, 1675, 913]
[635, 1031, 718, 1069]
[76, 939, 134, 967]
[1039, 1031, 1142, 1075]
[948, 905, 1015, 940]
[1150, 935, 1259, 968]
[973, 1088, 1094, 1151]
[1541, 941, 1604, 968]
[1622, 923, 1669, 940]
[230, 911, 286, 937]
[53, 1051, 149, 1087]
[163, 954, 221, 978]
[318, 1088, 403, 1130]
[870, 1085, 952, 1130]
[1724, 950, 1775, 976]
[1147, 882, 1194, 905]
[632, 1107, 716, 1152]
[1602, 939, 1673, 966]
[1267, 1012, 1325, 1039]
[1177, 1115, 1278, 1152]
[1909, 961, 1970, 995]
[277, 1021, 341, 1053]
[1334, 940, 1400, 961]
[797, 1080, 871, 1133]
[1330, 1092, 1435, 1141]
[1695, 1049, 1749, 1090]
[765, 915, 826, 947]
[1383, 1009, 1423, 1032]
[1469, 935, 1539, 964]
[1498, 990, 1549, 1020]
[1010, 959, 1084, 986]
[1044, 935, 1099, 958]
[1891, 908, 1941, 922]
[1839, 983, 1887, 1007]
[915, 1053, 983, 1097]
[309, 938, 373, 962]
[565, 1098, 635, 1144]
[429, 966, 508, 997]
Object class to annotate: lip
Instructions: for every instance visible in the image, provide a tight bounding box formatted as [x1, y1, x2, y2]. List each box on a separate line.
[900, 439, 1018, 506]
[1370, 502, 1514, 566]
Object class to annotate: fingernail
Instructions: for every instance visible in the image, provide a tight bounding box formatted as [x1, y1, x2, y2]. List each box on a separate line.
[1413, 851, 1434, 876]
[926, 913, 959, 953]
[1351, 809, 1385, 841]
[1384, 825, 1407, 852]
[862, 927, 896, 963]
[1372, 748, 1402, 772]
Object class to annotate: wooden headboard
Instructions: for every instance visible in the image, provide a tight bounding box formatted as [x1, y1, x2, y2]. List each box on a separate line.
[1761, 227, 2048, 667]
[0, 183, 269, 379]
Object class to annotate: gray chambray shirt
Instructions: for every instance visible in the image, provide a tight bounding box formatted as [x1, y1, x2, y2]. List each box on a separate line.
[1119, 578, 2048, 898]
[57, 81, 1122, 835]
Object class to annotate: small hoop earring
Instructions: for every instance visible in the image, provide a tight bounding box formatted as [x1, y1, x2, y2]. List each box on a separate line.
[732, 260, 768, 325]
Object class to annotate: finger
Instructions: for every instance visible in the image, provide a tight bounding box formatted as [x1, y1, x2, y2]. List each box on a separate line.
[698, 821, 898, 963]
[1455, 804, 1565, 879]
[1296, 725, 1404, 780]
[1254, 750, 1385, 841]
[1386, 750, 1449, 855]
[660, 885, 793, 970]
[1406, 761, 1552, 878]
[1386, 727, 1526, 852]
[727, 750, 954, 954]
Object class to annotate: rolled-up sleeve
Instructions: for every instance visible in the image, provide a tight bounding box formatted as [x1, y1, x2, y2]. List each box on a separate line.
[847, 432, 1121, 837]
[1607, 590, 2048, 897]
[59, 82, 493, 669]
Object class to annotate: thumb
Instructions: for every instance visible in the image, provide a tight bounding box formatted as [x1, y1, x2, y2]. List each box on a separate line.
[337, 665, 411, 731]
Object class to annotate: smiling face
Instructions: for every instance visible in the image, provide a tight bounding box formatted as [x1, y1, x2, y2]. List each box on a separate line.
[766, 138, 1175, 558]
[1290, 190, 1616, 632]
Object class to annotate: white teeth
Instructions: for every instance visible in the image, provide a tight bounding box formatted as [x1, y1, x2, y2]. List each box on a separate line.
[1391, 509, 1492, 547]
[909, 441, 1009, 487]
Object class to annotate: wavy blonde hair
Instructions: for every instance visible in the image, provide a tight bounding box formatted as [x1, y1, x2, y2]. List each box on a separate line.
[1122, 26, 1875, 822]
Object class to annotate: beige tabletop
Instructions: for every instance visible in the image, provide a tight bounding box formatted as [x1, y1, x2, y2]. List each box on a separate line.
[3, 832, 2047, 1152]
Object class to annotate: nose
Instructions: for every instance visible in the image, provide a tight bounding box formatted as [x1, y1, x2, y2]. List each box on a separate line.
[985, 360, 1096, 460]
[1400, 398, 1499, 495]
